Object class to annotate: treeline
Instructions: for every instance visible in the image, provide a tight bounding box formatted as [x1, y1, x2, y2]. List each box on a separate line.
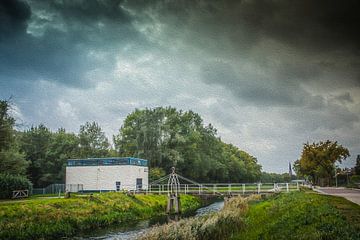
[114, 107, 262, 183]
[1, 100, 262, 187]
[260, 172, 292, 183]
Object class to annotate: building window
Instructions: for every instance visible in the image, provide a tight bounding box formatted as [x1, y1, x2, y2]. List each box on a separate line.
[116, 181, 121, 191]
[136, 178, 142, 190]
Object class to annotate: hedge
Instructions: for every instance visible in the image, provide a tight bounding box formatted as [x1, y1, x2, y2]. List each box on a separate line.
[0, 174, 33, 199]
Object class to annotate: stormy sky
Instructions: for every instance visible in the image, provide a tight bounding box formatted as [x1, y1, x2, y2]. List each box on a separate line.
[1, 0, 359, 172]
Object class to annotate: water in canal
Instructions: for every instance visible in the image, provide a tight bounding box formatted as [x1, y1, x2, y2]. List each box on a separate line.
[74, 200, 224, 240]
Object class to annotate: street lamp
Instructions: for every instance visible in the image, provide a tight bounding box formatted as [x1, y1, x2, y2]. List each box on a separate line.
[334, 164, 338, 188]
[335, 172, 339, 188]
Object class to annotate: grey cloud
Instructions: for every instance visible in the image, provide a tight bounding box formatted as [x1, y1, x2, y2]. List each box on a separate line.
[334, 93, 354, 104]
[0, 0, 144, 88]
[200, 61, 322, 108]
[0, 0, 30, 38]
[1, 0, 360, 173]
[127, 0, 360, 88]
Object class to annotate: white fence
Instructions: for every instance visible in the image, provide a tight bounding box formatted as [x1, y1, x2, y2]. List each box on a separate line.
[147, 182, 301, 195]
[32, 184, 83, 195]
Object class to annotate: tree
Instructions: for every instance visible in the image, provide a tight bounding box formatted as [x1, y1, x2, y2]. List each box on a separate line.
[0, 100, 28, 175]
[79, 121, 110, 158]
[149, 167, 166, 183]
[19, 124, 52, 186]
[114, 107, 262, 182]
[45, 128, 80, 184]
[355, 155, 360, 175]
[294, 140, 350, 186]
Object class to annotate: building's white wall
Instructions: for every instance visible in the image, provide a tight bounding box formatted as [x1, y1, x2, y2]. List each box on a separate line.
[66, 165, 148, 191]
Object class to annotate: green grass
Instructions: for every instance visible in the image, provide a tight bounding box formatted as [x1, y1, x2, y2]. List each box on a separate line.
[0, 192, 201, 240]
[140, 195, 258, 240]
[232, 191, 360, 240]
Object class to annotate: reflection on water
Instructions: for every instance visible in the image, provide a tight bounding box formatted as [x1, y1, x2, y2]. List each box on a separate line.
[74, 200, 224, 240]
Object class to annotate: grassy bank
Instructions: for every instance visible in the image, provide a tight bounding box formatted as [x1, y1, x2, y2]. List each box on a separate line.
[233, 190, 360, 240]
[140, 190, 360, 240]
[0, 192, 201, 240]
[140, 195, 260, 240]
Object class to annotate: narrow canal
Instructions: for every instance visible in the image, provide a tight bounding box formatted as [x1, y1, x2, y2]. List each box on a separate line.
[75, 200, 224, 240]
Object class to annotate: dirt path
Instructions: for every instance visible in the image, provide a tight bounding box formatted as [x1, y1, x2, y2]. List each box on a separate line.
[315, 187, 360, 205]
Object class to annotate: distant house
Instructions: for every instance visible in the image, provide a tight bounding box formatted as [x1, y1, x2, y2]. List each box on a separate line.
[65, 157, 149, 192]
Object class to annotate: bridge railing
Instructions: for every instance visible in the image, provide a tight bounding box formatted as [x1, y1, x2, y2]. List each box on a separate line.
[148, 182, 301, 195]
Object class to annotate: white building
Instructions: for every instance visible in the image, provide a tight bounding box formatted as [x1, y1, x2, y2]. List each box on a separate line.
[66, 157, 149, 192]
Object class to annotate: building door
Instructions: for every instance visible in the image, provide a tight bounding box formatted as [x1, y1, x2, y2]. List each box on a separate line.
[136, 178, 142, 190]
[116, 181, 121, 191]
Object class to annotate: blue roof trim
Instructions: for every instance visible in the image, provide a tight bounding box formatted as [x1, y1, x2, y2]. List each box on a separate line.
[67, 157, 148, 167]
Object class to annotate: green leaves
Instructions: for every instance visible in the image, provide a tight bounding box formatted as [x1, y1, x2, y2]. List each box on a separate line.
[0, 100, 28, 176]
[79, 121, 110, 158]
[114, 107, 261, 182]
[295, 140, 350, 185]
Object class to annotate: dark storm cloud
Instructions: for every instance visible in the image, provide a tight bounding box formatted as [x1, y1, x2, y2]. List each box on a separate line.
[1, 0, 359, 172]
[236, 0, 360, 52]
[0, 0, 30, 38]
[0, 0, 141, 87]
[201, 61, 323, 108]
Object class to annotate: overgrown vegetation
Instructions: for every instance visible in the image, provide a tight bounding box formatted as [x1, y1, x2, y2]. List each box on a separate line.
[0, 192, 201, 240]
[232, 190, 360, 240]
[139, 191, 360, 240]
[139, 195, 260, 240]
[0, 174, 32, 199]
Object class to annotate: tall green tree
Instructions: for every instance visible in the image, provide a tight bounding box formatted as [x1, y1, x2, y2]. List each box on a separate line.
[45, 128, 80, 184]
[20, 124, 52, 187]
[79, 121, 110, 158]
[0, 100, 28, 175]
[294, 140, 350, 186]
[355, 155, 360, 175]
[114, 107, 261, 182]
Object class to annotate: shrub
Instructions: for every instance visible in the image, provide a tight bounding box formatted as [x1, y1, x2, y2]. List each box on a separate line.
[0, 174, 33, 199]
[350, 175, 360, 184]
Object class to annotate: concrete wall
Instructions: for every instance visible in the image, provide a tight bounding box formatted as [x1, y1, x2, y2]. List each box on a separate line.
[66, 165, 148, 191]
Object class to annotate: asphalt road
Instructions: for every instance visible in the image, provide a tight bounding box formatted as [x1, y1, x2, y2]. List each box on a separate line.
[316, 187, 360, 205]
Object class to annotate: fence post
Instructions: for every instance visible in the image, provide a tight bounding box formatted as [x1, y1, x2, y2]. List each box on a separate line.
[257, 183, 260, 194]
[198, 185, 201, 195]
[297, 182, 299, 190]
[158, 185, 161, 194]
[242, 184, 245, 195]
[213, 184, 216, 195]
[228, 184, 231, 194]
[286, 183, 289, 192]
